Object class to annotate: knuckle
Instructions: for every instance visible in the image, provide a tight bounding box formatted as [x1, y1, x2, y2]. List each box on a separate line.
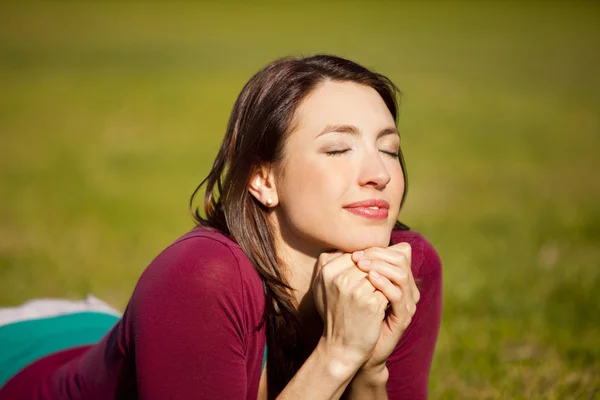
[397, 253, 409, 265]
[321, 264, 334, 281]
[414, 288, 421, 303]
[366, 297, 382, 313]
[364, 296, 376, 307]
[394, 242, 411, 253]
[408, 303, 417, 316]
[393, 243, 412, 263]
[332, 274, 346, 289]
[350, 286, 362, 300]
[397, 270, 409, 282]
[318, 253, 330, 265]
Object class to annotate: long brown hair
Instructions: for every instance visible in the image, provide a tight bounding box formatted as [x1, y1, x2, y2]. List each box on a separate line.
[190, 54, 408, 398]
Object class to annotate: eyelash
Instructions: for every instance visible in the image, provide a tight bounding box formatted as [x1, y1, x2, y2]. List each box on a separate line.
[325, 149, 350, 157]
[381, 150, 400, 159]
[325, 149, 399, 159]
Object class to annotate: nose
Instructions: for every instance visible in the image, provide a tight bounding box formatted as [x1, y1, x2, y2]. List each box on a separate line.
[357, 148, 391, 189]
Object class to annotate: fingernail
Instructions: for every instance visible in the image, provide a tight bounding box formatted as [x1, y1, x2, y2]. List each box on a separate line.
[357, 259, 371, 267]
[353, 250, 364, 259]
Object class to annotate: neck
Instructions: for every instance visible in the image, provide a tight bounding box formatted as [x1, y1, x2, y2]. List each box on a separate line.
[276, 238, 319, 307]
[270, 210, 328, 307]
[276, 239, 325, 348]
[270, 219, 330, 351]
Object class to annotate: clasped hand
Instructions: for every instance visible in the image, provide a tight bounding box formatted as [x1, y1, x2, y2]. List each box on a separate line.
[312, 242, 420, 377]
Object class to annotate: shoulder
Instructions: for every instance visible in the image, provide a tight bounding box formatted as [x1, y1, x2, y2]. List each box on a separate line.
[390, 229, 442, 281]
[169, 227, 244, 262]
[128, 227, 265, 330]
[133, 227, 264, 303]
[154, 227, 258, 280]
[121, 228, 267, 384]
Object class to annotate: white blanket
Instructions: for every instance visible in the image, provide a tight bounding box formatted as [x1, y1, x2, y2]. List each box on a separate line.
[0, 295, 121, 327]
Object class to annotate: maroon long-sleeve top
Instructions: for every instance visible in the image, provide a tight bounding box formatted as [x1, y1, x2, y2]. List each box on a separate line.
[0, 227, 442, 399]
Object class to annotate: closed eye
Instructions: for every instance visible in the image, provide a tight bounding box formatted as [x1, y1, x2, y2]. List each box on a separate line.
[380, 150, 399, 159]
[325, 149, 350, 157]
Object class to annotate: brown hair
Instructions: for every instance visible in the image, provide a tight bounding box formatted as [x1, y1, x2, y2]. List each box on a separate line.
[191, 54, 408, 398]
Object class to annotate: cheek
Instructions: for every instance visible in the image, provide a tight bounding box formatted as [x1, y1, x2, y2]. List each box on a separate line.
[387, 162, 406, 213]
[396, 168, 406, 195]
[391, 161, 405, 187]
[281, 161, 339, 207]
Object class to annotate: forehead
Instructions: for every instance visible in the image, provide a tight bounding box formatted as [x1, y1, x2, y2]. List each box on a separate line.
[292, 80, 395, 135]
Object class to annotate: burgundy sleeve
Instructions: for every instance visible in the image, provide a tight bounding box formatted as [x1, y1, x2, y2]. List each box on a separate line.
[127, 236, 250, 399]
[386, 233, 443, 400]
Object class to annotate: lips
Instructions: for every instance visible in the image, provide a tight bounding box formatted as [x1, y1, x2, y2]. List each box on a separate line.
[343, 199, 390, 220]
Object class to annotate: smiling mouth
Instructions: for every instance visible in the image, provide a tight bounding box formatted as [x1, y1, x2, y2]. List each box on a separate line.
[344, 206, 389, 220]
[343, 199, 390, 220]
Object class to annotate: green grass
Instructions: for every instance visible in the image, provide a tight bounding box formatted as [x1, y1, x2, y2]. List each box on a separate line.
[1, 2, 599, 398]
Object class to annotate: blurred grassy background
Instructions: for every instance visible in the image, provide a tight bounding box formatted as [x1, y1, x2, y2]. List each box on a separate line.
[1, 1, 598, 398]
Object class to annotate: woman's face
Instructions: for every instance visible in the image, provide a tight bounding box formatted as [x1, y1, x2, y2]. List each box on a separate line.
[272, 80, 404, 254]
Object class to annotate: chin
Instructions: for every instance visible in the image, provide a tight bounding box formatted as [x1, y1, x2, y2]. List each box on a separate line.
[332, 230, 393, 252]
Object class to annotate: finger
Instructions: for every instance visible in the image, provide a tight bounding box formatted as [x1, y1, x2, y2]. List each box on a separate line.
[328, 268, 386, 320]
[356, 259, 417, 305]
[358, 246, 419, 304]
[338, 263, 370, 291]
[354, 272, 380, 296]
[328, 256, 372, 298]
[353, 276, 389, 315]
[369, 270, 417, 322]
[372, 290, 390, 314]
[356, 246, 410, 275]
[388, 243, 418, 301]
[367, 270, 410, 318]
[371, 260, 415, 306]
[318, 252, 353, 279]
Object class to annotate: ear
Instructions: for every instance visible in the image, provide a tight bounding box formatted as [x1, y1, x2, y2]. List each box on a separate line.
[248, 165, 279, 207]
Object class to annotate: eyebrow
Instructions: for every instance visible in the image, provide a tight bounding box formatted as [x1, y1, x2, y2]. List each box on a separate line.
[316, 124, 399, 139]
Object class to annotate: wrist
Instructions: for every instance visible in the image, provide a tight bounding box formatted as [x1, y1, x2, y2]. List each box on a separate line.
[315, 336, 362, 383]
[356, 364, 389, 386]
[347, 365, 389, 399]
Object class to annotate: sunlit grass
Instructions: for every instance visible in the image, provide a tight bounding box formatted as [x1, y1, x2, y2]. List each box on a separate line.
[1, 2, 599, 397]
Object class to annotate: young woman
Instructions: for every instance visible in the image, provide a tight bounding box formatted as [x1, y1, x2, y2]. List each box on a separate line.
[0, 54, 442, 399]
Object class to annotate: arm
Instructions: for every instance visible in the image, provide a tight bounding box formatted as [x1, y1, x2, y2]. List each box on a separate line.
[129, 236, 383, 400]
[275, 338, 358, 399]
[129, 236, 256, 399]
[277, 252, 391, 399]
[283, 235, 442, 400]
[345, 365, 389, 399]
[346, 233, 442, 399]
[385, 234, 442, 399]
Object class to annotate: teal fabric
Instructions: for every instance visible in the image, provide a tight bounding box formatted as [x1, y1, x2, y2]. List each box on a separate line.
[262, 345, 267, 372]
[0, 312, 119, 387]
